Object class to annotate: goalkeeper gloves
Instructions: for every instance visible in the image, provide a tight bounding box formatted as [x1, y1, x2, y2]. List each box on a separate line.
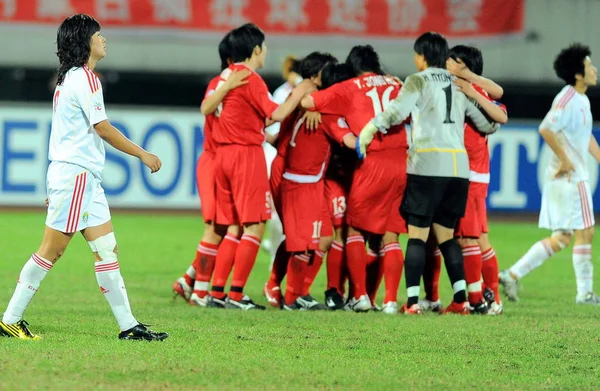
[356, 122, 378, 159]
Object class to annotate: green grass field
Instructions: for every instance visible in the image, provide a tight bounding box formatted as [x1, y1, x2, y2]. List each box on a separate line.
[1, 211, 599, 390]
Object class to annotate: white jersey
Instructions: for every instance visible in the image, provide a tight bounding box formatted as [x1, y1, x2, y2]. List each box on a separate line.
[539, 85, 593, 182]
[50, 66, 108, 180]
[265, 79, 300, 136]
[372, 67, 498, 178]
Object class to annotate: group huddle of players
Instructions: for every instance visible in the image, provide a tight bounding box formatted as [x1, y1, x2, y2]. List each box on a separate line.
[172, 23, 508, 315]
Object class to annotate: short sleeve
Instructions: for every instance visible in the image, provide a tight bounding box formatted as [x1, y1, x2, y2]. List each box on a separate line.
[540, 103, 571, 133]
[310, 82, 348, 115]
[246, 75, 280, 119]
[75, 82, 107, 126]
[323, 116, 352, 144]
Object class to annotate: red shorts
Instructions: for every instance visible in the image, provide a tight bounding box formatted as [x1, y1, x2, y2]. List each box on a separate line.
[196, 151, 216, 223]
[282, 179, 333, 252]
[455, 192, 488, 238]
[324, 178, 348, 229]
[270, 154, 285, 217]
[346, 149, 407, 235]
[215, 144, 272, 225]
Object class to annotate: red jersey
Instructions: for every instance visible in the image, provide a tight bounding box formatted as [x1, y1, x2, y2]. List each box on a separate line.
[201, 75, 224, 153]
[213, 63, 279, 146]
[464, 84, 507, 197]
[310, 73, 408, 152]
[276, 110, 300, 158]
[283, 115, 351, 183]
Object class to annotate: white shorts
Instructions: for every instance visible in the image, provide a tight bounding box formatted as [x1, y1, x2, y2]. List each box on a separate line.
[45, 162, 111, 233]
[539, 179, 594, 232]
[263, 142, 278, 179]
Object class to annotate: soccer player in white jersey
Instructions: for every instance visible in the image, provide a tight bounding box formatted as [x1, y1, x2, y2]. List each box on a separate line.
[500, 44, 600, 305]
[358, 32, 499, 314]
[262, 56, 303, 264]
[0, 14, 168, 340]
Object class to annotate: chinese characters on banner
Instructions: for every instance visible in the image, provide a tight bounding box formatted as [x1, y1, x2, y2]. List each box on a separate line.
[0, 0, 524, 40]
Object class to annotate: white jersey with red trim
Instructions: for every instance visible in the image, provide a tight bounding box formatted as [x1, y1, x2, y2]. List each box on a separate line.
[49, 66, 108, 180]
[539, 85, 593, 182]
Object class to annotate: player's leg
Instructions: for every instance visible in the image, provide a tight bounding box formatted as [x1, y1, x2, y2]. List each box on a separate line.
[283, 252, 310, 310]
[325, 226, 346, 310]
[345, 227, 371, 311]
[1, 163, 85, 339]
[572, 228, 597, 304]
[209, 224, 241, 307]
[432, 177, 470, 315]
[261, 142, 283, 263]
[189, 222, 222, 307]
[366, 235, 383, 308]
[400, 174, 442, 314]
[0, 227, 73, 340]
[500, 178, 574, 301]
[302, 236, 333, 298]
[174, 152, 219, 302]
[479, 233, 503, 314]
[571, 181, 598, 304]
[500, 231, 570, 302]
[420, 234, 442, 311]
[264, 239, 288, 307]
[82, 181, 167, 340]
[381, 231, 403, 315]
[225, 146, 271, 310]
[324, 179, 347, 309]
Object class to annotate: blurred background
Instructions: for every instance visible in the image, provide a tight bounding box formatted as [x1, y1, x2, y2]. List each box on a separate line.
[0, 0, 599, 214]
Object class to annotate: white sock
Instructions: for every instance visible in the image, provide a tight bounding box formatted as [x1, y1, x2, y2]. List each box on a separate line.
[573, 245, 593, 297]
[2, 254, 53, 324]
[95, 260, 137, 331]
[509, 240, 554, 279]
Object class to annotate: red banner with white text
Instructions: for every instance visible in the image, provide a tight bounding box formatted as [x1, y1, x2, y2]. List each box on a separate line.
[0, 0, 524, 40]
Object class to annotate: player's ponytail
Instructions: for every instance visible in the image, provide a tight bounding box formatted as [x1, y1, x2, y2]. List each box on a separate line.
[56, 14, 101, 85]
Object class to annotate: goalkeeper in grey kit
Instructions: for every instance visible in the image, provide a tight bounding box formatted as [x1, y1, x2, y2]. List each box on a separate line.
[357, 32, 500, 314]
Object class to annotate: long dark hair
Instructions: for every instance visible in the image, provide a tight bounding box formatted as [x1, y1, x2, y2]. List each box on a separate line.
[56, 14, 101, 85]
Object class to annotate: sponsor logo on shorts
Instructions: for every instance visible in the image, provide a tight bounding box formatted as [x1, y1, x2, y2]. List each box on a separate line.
[82, 212, 89, 223]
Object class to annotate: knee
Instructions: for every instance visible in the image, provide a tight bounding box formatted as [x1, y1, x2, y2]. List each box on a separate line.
[244, 222, 265, 238]
[319, 236, 334, 252]
[459, 237, 478, 248]
[382, 232, 398, 246]
[550, 231, 572, 251]
[88, 232, 118, 262]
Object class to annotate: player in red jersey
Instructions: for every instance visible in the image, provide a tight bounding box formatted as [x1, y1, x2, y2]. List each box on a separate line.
[208, 24, 314, 310]
[281, 106, 356, 310]
[419, 46, 507, 315]
[302, 46, 409, 314]
[262, 52, 340, 308]
[172, 33, 250, 305]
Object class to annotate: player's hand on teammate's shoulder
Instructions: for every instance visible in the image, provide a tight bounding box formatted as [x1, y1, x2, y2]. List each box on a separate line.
[453, 77, 477, 98]
[446, 57, 470, 79]
[302, 111, 321, 131]
[140, 152, 162, 173]
[556, 158, 575, 181]
[294, 79, 317, 96]
[224, 69, 251, 90]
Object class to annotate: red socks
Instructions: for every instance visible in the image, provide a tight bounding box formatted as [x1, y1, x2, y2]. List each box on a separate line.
[229, 234, 262, 302]
[285, 254, 309, 305]
[302, 250, 324, 296]
[346, 234, 367, 299]
[481, 247, 500, 304]
[210, 233, 240, 299]
[383, 243, 404, 304]
[326, 241, 344, 293]
[463, 245, 483, 305]
[192, 242, 219, 298]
